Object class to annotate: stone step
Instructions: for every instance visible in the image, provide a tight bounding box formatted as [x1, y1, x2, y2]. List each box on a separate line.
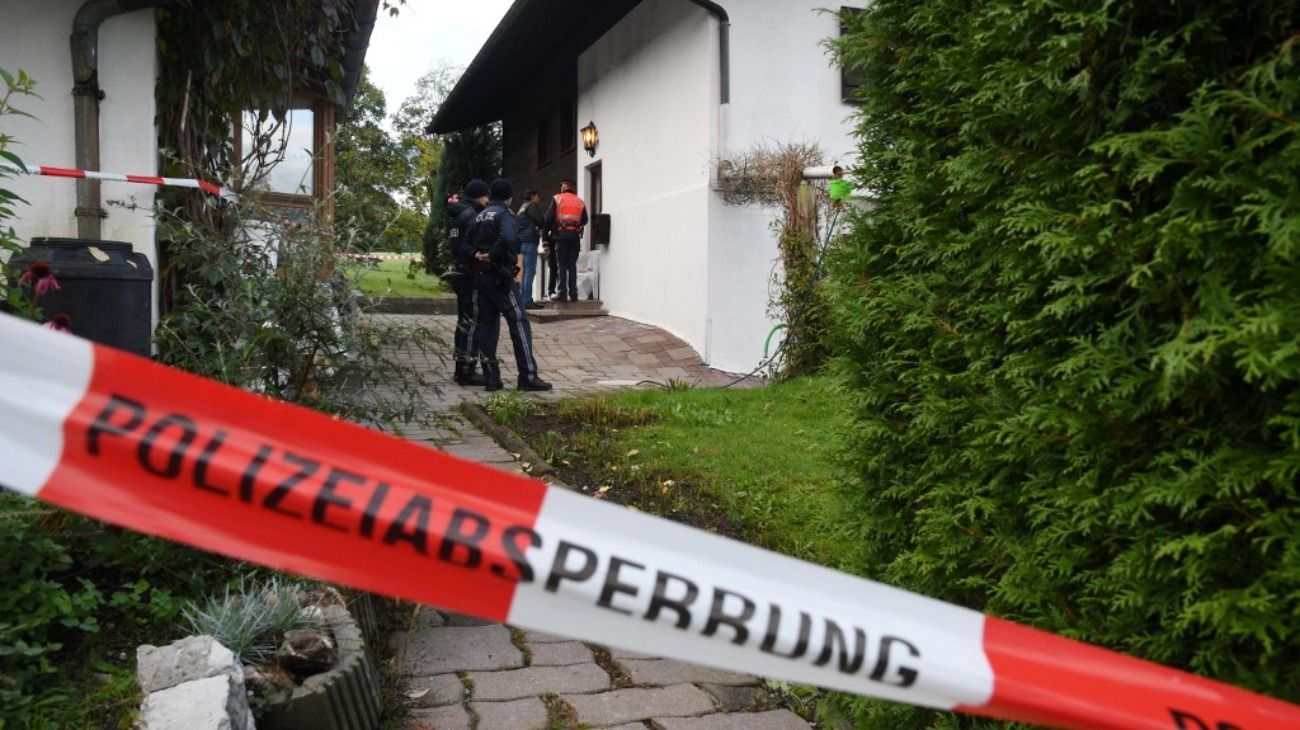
[529, 300, 609, 322]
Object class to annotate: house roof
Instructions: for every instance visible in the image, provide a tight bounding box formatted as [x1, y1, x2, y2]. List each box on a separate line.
[426, 0, 642, 134]
[340, 0, 382, 110]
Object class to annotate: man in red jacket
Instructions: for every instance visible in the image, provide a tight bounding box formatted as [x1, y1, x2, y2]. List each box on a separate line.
[543, 179, 589, 302]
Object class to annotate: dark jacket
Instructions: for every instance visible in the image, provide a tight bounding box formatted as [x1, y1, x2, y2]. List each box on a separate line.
[449, 199, 485, 268]
[544, 192, 589, 241]
[516, 201, 545, 243]
[472, 201, 520, 281]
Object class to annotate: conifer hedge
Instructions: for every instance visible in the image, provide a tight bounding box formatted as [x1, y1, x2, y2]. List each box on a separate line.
[828, 1, 1299, 726]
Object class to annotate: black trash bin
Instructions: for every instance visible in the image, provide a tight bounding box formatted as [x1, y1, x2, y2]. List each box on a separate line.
[11, 238, 153, 356]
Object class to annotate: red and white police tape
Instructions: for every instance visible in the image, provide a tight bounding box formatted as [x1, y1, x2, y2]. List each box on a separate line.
[3, 164, 237, 201]
[0, 313, 1296, 730]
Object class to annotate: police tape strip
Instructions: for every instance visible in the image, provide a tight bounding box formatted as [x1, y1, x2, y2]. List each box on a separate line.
[0, 313, 1296, 730]
[3, 165, 238, 201]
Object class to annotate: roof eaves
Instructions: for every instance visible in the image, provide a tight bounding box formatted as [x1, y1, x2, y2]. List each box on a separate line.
[425, 0, 537, 135]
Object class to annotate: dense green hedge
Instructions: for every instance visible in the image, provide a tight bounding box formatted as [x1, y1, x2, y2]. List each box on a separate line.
[828, 1, 1299, 727]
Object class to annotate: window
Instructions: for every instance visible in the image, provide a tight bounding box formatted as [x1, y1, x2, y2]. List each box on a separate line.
[840, 7, 866, 104]
[559, 101, 576, 153]
[537, 117, 552, 167]
[236, 97, 336, 214]
[243, 108, 316, 195]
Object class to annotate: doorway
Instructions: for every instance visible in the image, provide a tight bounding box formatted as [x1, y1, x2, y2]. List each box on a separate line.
[586, 162, 602, 250]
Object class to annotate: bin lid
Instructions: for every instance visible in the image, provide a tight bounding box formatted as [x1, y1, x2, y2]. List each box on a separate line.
[17, 237, 153, 281]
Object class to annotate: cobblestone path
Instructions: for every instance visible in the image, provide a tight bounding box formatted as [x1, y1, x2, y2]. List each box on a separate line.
[383, 314, 804, 729]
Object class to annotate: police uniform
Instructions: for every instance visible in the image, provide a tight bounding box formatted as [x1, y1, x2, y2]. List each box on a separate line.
[449, 180, 489, 385]
[471, 179, 552, 391]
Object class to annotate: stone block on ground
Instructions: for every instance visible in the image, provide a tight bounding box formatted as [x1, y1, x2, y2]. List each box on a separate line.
[528, 640, 593, 666]
[699, 682, 774, 712]
[393, 624, 524, 675]
[519, 629, 571, 644]
[406, 702, 472, 730]
[471, 697, 549, 730]
[442, 612, 494, 627]
[607, 646, 656, 660]
[405, 673, 466, 707]
[618, 658, 757, 687]
[562, 684, 715, 726]
[138, 674, 255, 730]
[469, 663, 609, 701]
[136, 635, 240, 694]
[651, 709, 812, 729]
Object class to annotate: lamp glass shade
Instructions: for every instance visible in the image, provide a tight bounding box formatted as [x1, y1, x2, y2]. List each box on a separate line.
[580, 122, 599, 157]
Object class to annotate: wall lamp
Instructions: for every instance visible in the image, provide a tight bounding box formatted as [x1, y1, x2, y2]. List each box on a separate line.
[580, 121, 599, 157]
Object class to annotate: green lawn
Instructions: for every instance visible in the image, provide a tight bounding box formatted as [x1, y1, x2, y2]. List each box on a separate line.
[345, 255, 448, 298]
[515, 376, 865, 573]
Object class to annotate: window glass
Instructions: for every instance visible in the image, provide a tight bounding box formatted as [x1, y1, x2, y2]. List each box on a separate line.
[242, 107, 316, 195]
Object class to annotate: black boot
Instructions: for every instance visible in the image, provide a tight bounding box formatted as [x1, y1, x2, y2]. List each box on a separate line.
[454, 362, 486, 386]
[517, 376, 553, 392]
[483, 361, 504, 391]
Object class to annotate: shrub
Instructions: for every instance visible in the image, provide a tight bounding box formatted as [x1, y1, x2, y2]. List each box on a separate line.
[154, 202, 444, 430]
[827, 1, 1300, 727]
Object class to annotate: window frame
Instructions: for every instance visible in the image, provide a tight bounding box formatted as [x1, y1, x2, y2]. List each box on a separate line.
[233, 96, 336, 219]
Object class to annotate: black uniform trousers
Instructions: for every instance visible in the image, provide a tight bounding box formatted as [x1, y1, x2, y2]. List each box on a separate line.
[555, 238, 580, 301]
[545, 244, 558, 297]
[473, 274, 540, 383]
[452, 273, 480, 371]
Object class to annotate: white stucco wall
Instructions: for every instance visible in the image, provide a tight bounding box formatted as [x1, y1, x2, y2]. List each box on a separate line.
[577, 0, 716, 358]
[0, 2, 158, 304]
[576, 0, 858, 372]
[705, 0, 858, 373]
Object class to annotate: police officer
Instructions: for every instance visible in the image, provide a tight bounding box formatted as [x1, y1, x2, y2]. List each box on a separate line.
[472, 178, 553, 392]
[448, 179, 489, 386]
[544, 179, 589, 302]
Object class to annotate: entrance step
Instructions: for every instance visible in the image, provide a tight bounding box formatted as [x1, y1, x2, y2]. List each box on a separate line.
[529, 299, 608, 322]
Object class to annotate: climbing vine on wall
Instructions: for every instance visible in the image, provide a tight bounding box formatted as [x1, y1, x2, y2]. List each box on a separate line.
[154, 0, 365, 224]
[717, 142, 830, 377]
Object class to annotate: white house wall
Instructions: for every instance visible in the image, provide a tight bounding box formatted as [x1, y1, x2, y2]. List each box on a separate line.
[577, 0, 716, 360]
[577, 0, 858, 373]
[0, 2, 158, 317]
[706, 0, 859, 373]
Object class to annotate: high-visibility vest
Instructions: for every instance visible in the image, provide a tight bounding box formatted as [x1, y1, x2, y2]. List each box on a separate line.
[553, 192, 586, 233]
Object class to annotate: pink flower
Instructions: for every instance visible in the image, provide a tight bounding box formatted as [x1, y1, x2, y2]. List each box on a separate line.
[35, 275, 61, 296]
[20, 260, 60, 296]
[42, 313, 72, 332]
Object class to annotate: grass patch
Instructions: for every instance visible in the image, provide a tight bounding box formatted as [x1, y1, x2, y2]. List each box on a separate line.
[516, 376, 864, 573]
[605, 376, 860, 569]
[344, 255, 448, 298]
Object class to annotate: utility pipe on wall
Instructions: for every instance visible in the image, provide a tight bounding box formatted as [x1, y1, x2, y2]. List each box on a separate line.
[70, 0, 168, 239]
[682, 0, 730, 104]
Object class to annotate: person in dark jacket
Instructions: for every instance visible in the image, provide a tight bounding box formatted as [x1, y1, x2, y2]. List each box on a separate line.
[448, 179, 489, 385]
[543, 179, 589, 302]
[516, 190, 545, 309]
[472, 178, 552, 391]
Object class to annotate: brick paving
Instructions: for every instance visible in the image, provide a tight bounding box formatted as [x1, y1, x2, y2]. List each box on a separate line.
[378, 313, 802, 729]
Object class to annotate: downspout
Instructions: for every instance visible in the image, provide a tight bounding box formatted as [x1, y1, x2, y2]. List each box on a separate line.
[682, 0, 729, 367]
[682, 0, 729, 104]
[70, 0, 167, 239]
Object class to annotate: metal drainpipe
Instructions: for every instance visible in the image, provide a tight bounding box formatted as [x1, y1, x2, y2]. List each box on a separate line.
[71, 0, 168, 239]
[682, 0, 730, 104]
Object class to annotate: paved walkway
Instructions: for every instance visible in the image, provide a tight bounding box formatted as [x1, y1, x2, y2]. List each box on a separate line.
[378, 315, 803, 729]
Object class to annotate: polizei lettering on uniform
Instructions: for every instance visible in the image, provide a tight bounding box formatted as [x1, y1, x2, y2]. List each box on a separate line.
[82, 392, 922, 690]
